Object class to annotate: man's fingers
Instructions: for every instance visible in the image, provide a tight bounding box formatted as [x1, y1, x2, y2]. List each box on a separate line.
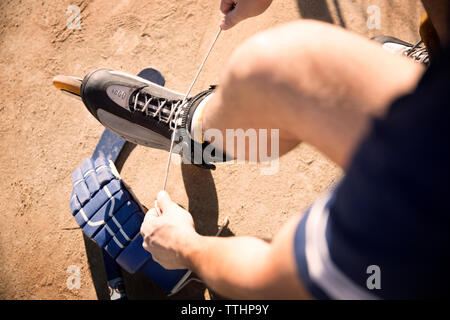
[142, 208, 158, 227]
[220, 0, 235, 14]
[145, 208, 159, 219]
[221, 8, 241, 30]
[156, 190, 172, 212]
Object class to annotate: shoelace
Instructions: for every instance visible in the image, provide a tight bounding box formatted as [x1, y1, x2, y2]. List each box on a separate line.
[130, 28, 222, 135]
[136, 27, 223, 297]
[131, 91, 185, 130]
[405, 40, 430, 64]
[161, 28, 222, 191]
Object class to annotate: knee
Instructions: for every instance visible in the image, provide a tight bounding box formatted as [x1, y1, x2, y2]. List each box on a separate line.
[218, 33, 282, 108]
[220, 29, 285, 93]
[219, 20, 326, 98]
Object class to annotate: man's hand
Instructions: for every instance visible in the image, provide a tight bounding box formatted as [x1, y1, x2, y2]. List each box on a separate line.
[220, 0, 273, 30]
[140, 191, 198, 270]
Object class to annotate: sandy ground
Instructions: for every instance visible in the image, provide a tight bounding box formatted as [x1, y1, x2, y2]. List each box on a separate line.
[0, 0, 424, 299]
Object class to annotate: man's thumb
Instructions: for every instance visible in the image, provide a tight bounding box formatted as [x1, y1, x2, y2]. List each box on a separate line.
[157, 190, 172, 211]
[221, 10, 241, 30]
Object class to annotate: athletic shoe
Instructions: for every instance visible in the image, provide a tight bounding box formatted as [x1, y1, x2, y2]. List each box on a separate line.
[372, 36, 430, 65]
[81, 69, 216, 169]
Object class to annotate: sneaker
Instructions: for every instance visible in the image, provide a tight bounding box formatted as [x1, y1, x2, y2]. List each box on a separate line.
[372, 36, 430, 65]
[81, 69, 216, 169]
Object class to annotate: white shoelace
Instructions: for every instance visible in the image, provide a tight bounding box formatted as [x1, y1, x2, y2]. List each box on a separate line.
[405, 40, 430, 64]
[151, 28, 225, 297]
[161, 28, 222, 191]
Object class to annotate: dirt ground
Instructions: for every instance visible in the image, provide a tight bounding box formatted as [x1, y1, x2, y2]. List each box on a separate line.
[0, 0, 424, 299]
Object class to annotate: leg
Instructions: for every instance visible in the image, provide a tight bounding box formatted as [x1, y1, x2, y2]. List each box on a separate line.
[202, 20, 424, 168]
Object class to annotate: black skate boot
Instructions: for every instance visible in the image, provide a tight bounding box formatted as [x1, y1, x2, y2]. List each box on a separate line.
[372, 36, 430, 66]
[81, 69, 217, 169]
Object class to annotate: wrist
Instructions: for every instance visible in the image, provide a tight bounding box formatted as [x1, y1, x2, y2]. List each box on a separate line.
[180, 230, 203, 270]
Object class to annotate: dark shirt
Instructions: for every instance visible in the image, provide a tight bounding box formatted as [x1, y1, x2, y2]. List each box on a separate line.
[294, 46, 450, 299]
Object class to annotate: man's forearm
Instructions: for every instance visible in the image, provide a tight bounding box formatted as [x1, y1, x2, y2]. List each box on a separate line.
[140, 192, 311, 299]
[182, 234, 276, 299]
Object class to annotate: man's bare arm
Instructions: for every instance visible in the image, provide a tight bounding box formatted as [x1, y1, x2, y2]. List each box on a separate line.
[184, 215, 312, 299]
[141, 191, 312, 299]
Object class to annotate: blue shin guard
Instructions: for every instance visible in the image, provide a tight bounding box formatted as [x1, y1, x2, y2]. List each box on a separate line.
[70, 157, 189, 293]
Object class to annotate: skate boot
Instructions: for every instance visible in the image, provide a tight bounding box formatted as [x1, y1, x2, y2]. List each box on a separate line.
[81, 69, 217, 169]
[372, 36, 430, 65]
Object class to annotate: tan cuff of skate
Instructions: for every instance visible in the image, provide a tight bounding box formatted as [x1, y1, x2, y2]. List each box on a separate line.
[190, 93, 213, 143]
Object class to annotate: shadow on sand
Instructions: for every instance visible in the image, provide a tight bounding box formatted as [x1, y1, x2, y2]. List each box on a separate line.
[82, 144, 233, 299]
[296, 0, 346, 27]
